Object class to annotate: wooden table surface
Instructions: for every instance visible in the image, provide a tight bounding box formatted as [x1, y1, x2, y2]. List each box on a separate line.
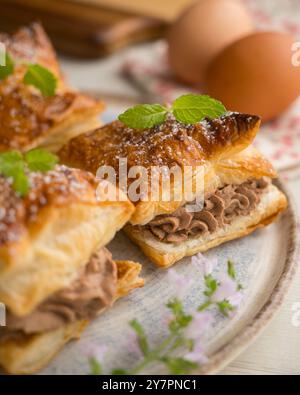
[60, 51, 300, 376]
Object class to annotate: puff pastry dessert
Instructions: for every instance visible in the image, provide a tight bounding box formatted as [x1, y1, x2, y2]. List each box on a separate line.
[0, 23, 104, 153]
[59, 113, 287, 268]
[0, 166, 143, 374]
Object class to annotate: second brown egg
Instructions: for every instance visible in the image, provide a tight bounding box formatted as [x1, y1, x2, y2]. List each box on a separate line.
[167, 0, 253, 85]
[205, 31, 300, 122]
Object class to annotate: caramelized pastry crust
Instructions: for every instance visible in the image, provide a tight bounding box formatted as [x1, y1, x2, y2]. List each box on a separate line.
[0, 165, 100, 249]
[0, 23, 104, 152]
[59, 112, 277, 225]
[59, 113, 261, 174]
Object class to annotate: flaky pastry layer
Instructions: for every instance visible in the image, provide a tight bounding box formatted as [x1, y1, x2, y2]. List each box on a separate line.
[0, 260, 144, 374]
[124, 184, 287, 267]
[0, 23, 104, 152]
[0, 166, 134, 316]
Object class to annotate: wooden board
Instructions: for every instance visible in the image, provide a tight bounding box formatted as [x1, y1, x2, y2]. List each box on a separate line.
[0, 0, 170, 57]
[72, 0, 195, 22]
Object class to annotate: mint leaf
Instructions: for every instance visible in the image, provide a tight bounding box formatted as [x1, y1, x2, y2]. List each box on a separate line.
[130, 319, 149, 356]
[0, 150, 23, 169]
[118, 104, 168, 128]
[0, 148, 57, 196]
[172, 94, 226, 124]
[227, 260, 236, 280]
[89, 357, 102, 375]
[23, 64, 57, 97]
[0, 151, 29, 196]
[11, 165, 29, 197]
[25, 148, 58, 172]
[117, 94, 227, 128]
[0, 53, 14, 80]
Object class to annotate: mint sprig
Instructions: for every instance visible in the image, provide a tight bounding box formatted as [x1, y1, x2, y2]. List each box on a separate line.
[0, 151, 27, 195]
[0, 53, 14, 80]
[25, 148, 59, 172]
[0, 51, 57, 97]
[118, 94, 227, 128]
[0, 149, 58, 196]
[23, 64, 57, 97]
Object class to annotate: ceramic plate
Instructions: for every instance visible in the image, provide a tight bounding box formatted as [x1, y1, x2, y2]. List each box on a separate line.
[40, 100, 298, 374]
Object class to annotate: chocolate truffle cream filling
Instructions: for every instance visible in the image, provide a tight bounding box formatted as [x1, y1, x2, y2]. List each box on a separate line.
[143, 178, 270, 244]
[0, 247, 117, 341]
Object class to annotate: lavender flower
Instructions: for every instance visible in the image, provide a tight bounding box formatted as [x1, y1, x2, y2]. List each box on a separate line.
[167, 268, 193, 299]
[127, 330, 143, 357]
[191, 253, 218, 277]
[185, 341, 208, 364]
[83, 342, 108, 363]
[185, 311, 213, 341]
[211, 273, 237, 302]
[227, 291, 244, 307]
[87, 258, 244, 375]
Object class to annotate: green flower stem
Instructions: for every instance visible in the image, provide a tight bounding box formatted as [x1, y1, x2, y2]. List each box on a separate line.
[197, 300, 212, 311]
[128, 333, 178, 374]
[91, 261, 243, 375]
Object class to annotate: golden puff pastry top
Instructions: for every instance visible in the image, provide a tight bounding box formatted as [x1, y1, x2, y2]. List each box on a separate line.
[0, 165, 134, 266]
[59, 113, 277, 225]
[0, 166, 99, 248]
[59, 113, 262, 174]
[0, 23, 104, 152]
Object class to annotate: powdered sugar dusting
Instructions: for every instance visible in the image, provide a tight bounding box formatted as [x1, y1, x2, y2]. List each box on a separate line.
[0, 165, 97, 246]
[60, 113, 259, 179]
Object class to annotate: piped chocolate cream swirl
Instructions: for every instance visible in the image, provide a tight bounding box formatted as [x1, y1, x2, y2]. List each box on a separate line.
[144, 178, 270, 244]
[0, 247, 117, 341]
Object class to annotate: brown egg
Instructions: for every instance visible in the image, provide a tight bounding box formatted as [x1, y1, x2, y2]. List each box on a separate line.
[167, 0, 253, 85]
[205, 31, 300, 121]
